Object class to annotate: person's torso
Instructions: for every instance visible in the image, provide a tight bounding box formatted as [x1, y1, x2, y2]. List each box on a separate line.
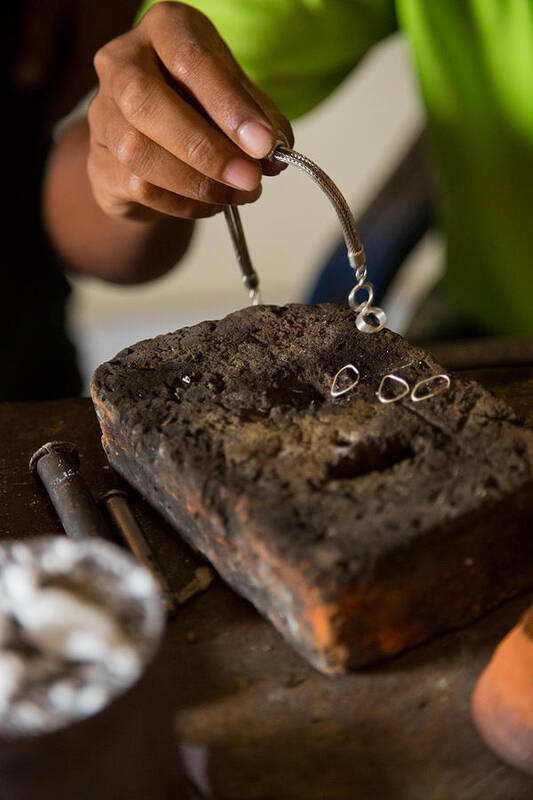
[397, 0, 533, 334]
[154, 0, 533, 334]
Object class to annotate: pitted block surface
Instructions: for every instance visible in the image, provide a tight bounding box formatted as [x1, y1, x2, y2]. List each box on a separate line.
[92, 304, 533, 673]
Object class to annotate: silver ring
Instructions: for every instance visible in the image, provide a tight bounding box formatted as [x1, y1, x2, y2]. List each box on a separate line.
[377, 374, 410, 404]
[356, 307, 387, 334]
[330, 364, 360, 397]
[411, 374, 451, 402]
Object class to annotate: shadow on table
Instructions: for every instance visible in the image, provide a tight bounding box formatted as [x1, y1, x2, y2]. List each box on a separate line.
[156, 581, 533, 800]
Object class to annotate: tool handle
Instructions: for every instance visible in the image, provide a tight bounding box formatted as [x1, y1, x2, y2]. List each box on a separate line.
[30, 442, 111, 540]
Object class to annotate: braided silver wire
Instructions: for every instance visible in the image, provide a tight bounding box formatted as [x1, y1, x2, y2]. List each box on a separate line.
[223, 206, 261, 305]
[271, 146, 387, 333]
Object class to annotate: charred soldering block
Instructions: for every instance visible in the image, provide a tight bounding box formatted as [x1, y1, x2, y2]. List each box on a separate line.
[92, 303, 533, 674]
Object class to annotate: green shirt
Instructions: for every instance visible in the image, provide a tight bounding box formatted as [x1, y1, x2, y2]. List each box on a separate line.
[137, 0, 533, 335]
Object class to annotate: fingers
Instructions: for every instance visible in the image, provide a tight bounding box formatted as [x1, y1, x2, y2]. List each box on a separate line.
[143, 3, 284, 160]
[88, 142, 224, 221]
[241, 75, 294, 177]
[89, 94, 261, 206]
[89, 1, 294, 222]
[261, 158, 288, 178]
[107, 61, 262, 190]
[244, 79, 295, 150]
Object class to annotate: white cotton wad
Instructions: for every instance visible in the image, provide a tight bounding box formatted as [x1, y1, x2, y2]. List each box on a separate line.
[0, 536, 164, 737]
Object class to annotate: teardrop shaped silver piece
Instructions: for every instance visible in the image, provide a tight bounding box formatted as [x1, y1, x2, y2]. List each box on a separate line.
[376, 374, 410, 404]
[330, 364, 360, 398]
[411, 374, 451, 402]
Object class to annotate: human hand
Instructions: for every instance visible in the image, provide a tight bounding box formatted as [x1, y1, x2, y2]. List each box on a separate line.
[88, 1, 294, 221]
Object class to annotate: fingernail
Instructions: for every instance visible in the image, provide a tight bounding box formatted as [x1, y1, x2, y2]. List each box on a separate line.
[232, 184, 263, 204]
[223, 158, 261, 191]
[238, 121, 274, 158]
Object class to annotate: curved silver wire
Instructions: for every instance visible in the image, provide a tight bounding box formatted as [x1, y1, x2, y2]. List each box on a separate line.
[271, 148, 365, 269]
[271, 146, 387, 333]
[349, 282, 374, 312]
[330, 364, 360, 397]
[224, 147, 387, 329]
[377, 374, 410, 404]
[411, 374, 451, 402]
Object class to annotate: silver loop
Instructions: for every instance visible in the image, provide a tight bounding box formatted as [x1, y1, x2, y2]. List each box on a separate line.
[349, 282, 374, 313]
[377, 374, 410, 404]
[356, 307, 387, 334]
[272, 147, 364, 258]
[330, 364, 360, 397]
[411, 374, 451, 402]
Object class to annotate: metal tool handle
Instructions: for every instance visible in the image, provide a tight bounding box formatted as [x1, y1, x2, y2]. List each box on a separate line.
[30, 442, 111, 540]
[224, 146, 387, 333]
[101, 489, 177, 614]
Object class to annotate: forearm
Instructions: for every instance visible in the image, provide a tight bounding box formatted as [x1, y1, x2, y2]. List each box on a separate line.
[43, 119, 195, 284]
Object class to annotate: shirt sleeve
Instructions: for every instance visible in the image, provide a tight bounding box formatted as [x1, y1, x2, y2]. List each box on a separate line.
[135, 0, 397, 119]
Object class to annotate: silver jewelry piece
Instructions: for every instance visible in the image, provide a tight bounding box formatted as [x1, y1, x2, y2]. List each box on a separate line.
[349, 282, 374, 312]
[377, 374, 410, 404]
[271, 147, 387, 334]
[224, 147, 387, 331]
[411, 374, 451, 402]
[356, 307, 388, 334]
[330, 364, 360, 397]
[224, 205, 260, 306]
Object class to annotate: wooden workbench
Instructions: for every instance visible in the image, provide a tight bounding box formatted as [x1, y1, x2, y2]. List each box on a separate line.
[1, 361, 533, 799]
